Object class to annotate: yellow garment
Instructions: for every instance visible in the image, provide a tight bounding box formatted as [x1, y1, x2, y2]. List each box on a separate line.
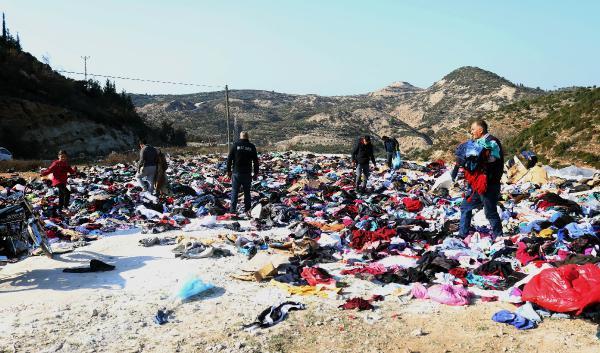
[522, 165, 548, 185]
[538, 228, 555, 238]
[270, 280, 340, 298]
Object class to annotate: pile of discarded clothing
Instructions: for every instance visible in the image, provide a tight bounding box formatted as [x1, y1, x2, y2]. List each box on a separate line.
[1, 151, 599, 331]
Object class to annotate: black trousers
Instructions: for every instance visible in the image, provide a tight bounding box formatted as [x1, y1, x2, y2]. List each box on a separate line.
[57, 184, 71, 210]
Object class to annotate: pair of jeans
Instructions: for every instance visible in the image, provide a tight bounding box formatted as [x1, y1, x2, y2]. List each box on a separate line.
[230, 173, 252, 213]
[137, 166, 157, 193]
[57, 184, 70, 210]
[459, 183, 503, 237]
[355, 163, 370, 190]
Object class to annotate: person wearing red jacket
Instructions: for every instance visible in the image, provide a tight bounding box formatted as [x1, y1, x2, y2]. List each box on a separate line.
[41, 150, 77, 211]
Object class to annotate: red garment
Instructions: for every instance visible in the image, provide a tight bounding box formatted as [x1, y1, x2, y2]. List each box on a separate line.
[536, 200, 557, 210]
[522, 264, 600, 315]
[301, 267, 336, 287]
[350, 228, 397, 249]
[464, 169, 487, 201]
[449, 268, 468, 279]
[338, 297, 374, 311]
[516, 241, 539, 266]
[41, 160, 76, 186]
[402, 198, 423, 212]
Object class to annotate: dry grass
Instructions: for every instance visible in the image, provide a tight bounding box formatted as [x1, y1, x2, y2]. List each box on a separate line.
[98, 151, 139, 165]
[0, 159, 47, 172]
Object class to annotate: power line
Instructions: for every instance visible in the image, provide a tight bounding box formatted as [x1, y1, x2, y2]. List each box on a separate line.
[56, 69, 225, 89]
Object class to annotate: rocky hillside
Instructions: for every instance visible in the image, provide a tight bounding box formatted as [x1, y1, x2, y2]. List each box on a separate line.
[492, 88, 599, 168]
[419, 87, 600, 168]
[133, 66, 543, 155]
[0, 20, 152, 159]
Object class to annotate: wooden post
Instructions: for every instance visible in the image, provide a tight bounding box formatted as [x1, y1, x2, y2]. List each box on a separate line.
[225, 84, 231, 149]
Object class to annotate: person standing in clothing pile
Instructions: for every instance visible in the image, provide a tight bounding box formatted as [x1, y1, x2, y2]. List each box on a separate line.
[456, 119, 504, 238]
[352, 135, 377, 193]
[41, 150, 77, 213]
[382, 135, 400, 169]
[227, 131, 259, 215]
[136, 138, 158, 194]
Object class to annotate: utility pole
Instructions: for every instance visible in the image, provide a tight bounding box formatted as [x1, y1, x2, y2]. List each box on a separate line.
[81, 56, 90, 83]
[225, 84, 231, 149]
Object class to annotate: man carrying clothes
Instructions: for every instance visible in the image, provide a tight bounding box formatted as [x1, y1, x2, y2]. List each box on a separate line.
[382, 135, 400, 169]
[352, 135, 377, 193]
[457, 119, 504, 238]
[227, 131, 259, 214]
[136, 138, 158, 194]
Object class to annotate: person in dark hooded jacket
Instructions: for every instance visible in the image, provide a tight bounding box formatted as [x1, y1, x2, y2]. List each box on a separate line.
[351, 135, 377, 192]
[382, 136, 399, 169]
[226, 131, 259, 214]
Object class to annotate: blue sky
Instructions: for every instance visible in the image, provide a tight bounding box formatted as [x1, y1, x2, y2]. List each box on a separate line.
[3, 0, 599, 95]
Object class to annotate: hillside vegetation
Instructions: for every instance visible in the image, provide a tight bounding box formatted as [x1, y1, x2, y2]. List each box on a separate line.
[493, 88, 600, 168]
[0, 15, 184, 159]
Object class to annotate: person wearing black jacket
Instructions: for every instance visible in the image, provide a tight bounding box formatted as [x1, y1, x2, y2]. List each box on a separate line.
[352, 135, 377, 192]
[382, 136, 399, 168]
[227, 131, 259, 214]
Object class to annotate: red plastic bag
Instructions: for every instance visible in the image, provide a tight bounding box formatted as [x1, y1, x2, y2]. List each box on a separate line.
[522, 264, 600, 315]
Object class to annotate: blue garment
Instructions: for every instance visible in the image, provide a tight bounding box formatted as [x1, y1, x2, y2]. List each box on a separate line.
[476, 137, 501, 159]
[230, 173, 252, 212]
[441, 237, 468, 250]
[519, 220, 545, 234]
[564, 222, 595, 238]
[467, 273, 501, 290]
[492, 310, 536, 330]
[459, 183, 503, 237]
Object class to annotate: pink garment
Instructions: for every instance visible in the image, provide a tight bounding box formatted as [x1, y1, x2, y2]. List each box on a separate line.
[427, 284, 472, 306]
[341, 263, 387, 276]
[342, 217, 354, 227]
[411, 283, 429, 299]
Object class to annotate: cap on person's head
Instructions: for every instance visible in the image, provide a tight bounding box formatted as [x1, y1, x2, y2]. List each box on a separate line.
[240, 131, 249, 139]
[364, 135, 371, 143]
[58, 150, 68, 156]
[382, 136, 389, 140]
[139, 138, 147, 145]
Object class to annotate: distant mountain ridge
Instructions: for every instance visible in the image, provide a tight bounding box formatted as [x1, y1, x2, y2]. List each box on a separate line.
[132, 66, 544, 155]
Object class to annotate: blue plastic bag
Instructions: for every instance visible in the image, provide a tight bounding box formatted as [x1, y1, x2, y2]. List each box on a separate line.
[176, 278, 214, 301]
[391, 151, 402, 170]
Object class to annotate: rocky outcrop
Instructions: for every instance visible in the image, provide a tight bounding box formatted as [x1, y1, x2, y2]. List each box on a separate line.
[0, 98, 136, 159]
